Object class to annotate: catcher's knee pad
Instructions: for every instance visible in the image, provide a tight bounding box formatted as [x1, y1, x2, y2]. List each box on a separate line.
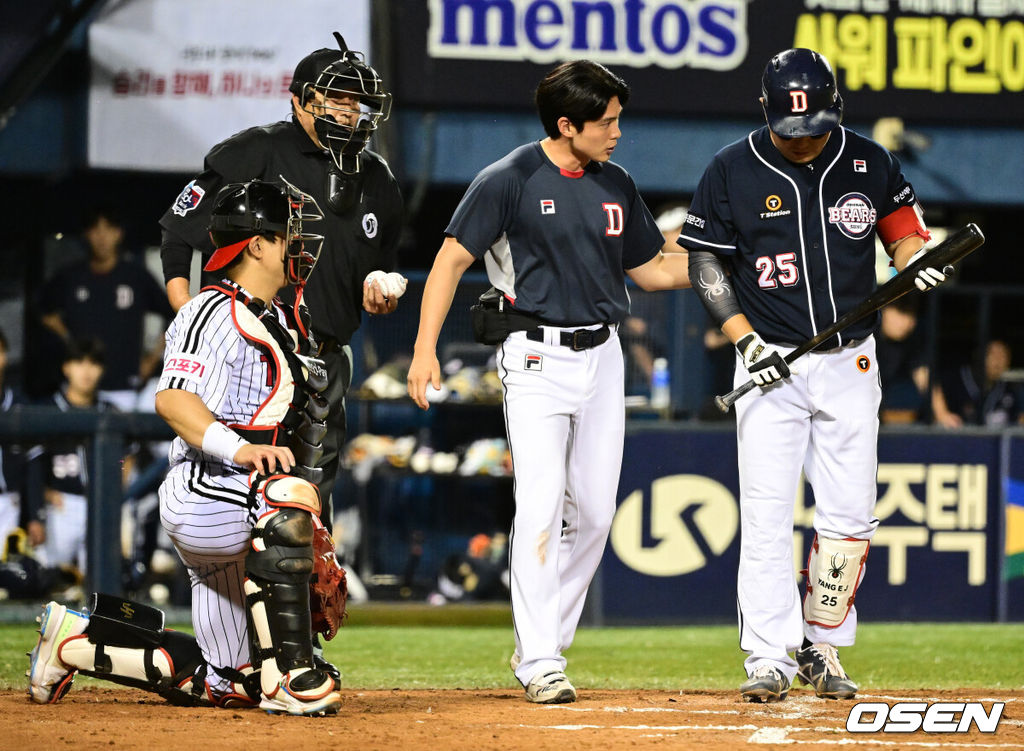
[802, 535, 869, 628]
[254, 473, 321, 515]
[57, 593, 212, 705]
[245, 506, 332, 703]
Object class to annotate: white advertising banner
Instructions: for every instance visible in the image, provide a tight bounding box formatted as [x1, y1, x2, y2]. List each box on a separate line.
[88, 0, 370, 172]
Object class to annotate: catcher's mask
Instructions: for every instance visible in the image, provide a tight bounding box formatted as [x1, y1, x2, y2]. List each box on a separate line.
[290, 32, 392, 175]
[205, 178, 324, 287]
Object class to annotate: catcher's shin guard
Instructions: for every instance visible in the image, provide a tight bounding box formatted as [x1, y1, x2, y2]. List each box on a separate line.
[54, 593, 245, 706]
[245, 498, 338, 714]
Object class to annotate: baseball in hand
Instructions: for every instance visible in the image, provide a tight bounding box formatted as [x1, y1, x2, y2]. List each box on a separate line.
[365, 270, 408, 299]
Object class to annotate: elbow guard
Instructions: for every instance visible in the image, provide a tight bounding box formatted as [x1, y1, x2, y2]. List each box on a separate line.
[689, 250, 741, 329]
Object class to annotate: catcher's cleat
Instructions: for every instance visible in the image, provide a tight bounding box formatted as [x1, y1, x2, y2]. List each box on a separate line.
[796, 642, 858, 699]
[259, 668, 341, 717]
[524, 670, 576, 704]
[313, 653, 342, 691]
[26, 602, 89, 704]
[740, 664, 790, 703]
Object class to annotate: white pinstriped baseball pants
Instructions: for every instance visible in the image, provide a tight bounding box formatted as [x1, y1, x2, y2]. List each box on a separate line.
[735, 335, 881, 681]
[499, 326, 624, 686]
[159, 461, 266, 692]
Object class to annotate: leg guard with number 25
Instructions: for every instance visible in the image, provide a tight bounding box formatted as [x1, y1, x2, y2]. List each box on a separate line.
[802, 535, 869, 628]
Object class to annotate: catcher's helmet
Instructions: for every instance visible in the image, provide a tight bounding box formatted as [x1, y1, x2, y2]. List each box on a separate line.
[290, 32, 392, 175]
[205, 179, 324, 287]
[761, 48, 843, 138]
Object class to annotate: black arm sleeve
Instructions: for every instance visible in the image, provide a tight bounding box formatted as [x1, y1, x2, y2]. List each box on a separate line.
[160, 229, 195, 284]
[688, 249, 742, 330]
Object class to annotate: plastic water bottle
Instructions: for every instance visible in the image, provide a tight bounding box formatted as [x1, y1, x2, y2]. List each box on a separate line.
[650, 357, 671, 410]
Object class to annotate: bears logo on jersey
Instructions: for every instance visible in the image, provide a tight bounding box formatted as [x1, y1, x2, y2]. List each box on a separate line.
[172, 180, 206, 217]
[828, 192, 877, 240]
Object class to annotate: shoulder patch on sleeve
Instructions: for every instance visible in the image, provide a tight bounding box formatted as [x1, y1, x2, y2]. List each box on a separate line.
[172, 180, 206, 217]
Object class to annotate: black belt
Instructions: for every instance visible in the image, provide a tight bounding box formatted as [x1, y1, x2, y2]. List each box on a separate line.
[526, 325, 611, 351]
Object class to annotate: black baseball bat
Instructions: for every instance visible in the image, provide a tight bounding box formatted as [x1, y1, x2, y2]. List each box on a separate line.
[714, 223, 986, 413]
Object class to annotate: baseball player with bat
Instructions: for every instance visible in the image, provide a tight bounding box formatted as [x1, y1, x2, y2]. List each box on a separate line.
[28, 180, 347, 716]
[678, 48, 955, 702]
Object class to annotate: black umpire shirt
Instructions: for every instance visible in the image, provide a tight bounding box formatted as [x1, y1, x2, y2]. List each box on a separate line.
[158, 116, 404, 346]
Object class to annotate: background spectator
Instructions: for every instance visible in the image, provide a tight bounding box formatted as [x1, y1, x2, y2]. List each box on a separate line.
[0, 327, 28, 549]
[877, 298, 930, 424]
[932, 339, 1023, 428]
[25, 338, 119, 573]
[37, 206, 172, 411]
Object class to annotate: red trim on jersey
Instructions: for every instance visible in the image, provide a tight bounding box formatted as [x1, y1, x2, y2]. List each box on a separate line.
[204, 237, 253, 272]
[877, 205, 930, 246]
[227, 288, 282, 426]
[559, 167, 585, 178]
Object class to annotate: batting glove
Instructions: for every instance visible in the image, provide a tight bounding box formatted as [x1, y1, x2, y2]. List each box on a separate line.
[737, 332, 791, 387]
[907, 248, 948, 292]
[365, 270, 408, 300]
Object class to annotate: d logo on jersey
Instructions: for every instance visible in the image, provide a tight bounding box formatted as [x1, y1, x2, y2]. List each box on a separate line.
[828, 192, 877, 239]
[172, 180, 205, 217]
[602, 203, 623, 236]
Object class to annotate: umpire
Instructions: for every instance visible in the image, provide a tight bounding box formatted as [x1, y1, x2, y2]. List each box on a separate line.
[159, 32, 405, 528]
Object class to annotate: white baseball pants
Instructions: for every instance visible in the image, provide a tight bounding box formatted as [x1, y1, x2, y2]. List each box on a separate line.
[499, 325, 624, 686]
[159, 462, 266, 693]
[735, 335, 881, 680]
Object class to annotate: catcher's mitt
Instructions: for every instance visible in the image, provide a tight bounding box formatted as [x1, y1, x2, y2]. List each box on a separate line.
[309, 519, 348, 641]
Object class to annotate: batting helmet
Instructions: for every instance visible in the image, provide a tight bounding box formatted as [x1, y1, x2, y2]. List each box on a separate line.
[206, 179, 324, 287]
[761, 48, 843, 138]
[290, 32, 392, 175]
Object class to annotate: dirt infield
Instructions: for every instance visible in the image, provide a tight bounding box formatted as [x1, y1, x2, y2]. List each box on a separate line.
[3, 687, 1022, 750]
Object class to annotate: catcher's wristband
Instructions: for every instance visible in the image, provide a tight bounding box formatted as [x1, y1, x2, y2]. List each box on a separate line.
[201, 421, 249, 464]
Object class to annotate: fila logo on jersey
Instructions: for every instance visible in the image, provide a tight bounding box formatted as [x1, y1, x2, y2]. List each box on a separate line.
[760, 194, 792, 220]
[540, 199, 556, 215]
[829, 192, 877, 239]
[362, 212, 378, 238]
[525, 354, 543, 371]
[603, 202, 623, 236]
[172, 180, 205, 216]
[854, 159, 867, 173]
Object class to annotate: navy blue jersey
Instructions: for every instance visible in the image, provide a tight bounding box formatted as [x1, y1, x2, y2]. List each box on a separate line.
[447, 142, 663, 326]
[0, 386, 26, 495]
[36, 391, 117, 497]
[679, 126, 925, 348]
[38, 259, 172, 390]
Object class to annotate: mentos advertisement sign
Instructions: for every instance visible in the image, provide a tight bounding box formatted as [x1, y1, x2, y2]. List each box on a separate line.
[427, 0, 748, 70]
[391, 1, 1024, 122]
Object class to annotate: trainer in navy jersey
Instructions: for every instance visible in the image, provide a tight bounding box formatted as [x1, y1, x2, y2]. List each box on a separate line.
[679, 47, 950, 705]
[409, 60, 689, 704]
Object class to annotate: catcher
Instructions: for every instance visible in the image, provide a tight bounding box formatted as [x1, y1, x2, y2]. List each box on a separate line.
[27, 179, 348, 715]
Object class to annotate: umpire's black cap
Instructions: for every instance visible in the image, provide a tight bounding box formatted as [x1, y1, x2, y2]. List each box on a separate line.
[289, 48, 344, 102]
[761, 48, 844, 138]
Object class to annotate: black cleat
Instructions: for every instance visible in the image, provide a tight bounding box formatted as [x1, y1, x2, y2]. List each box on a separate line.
[796, 642, 858, 699]
[740, 665, 790, 703]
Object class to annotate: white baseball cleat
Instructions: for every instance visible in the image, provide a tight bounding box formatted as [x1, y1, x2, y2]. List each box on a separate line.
[259, 668, 341, 716]
[26, 601, 90, 704]
[524, 670, 577, 704]
[509, 650, 521, 674]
